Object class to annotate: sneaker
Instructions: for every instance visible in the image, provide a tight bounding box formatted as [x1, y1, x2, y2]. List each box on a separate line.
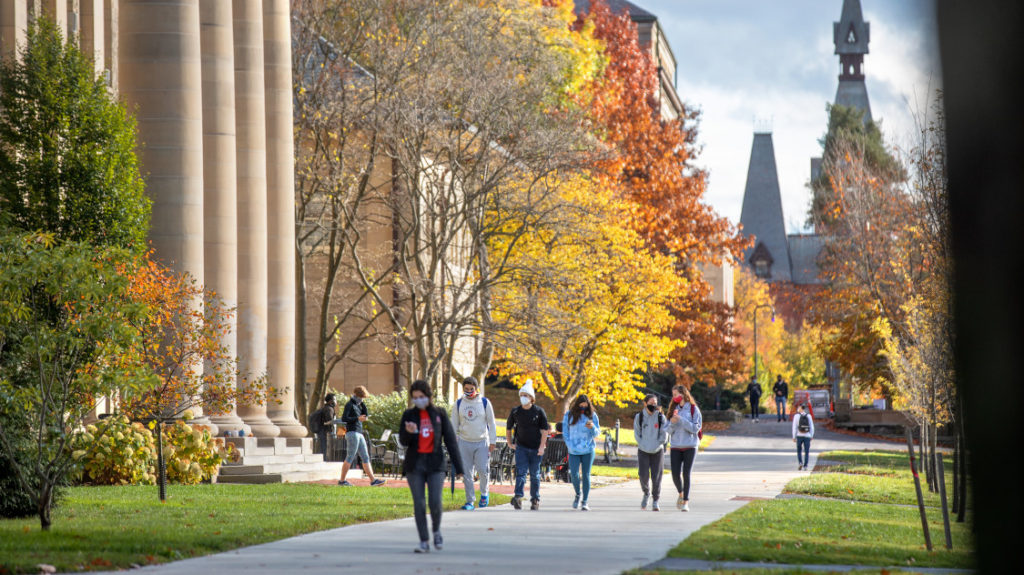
[338, 480, 353, 486]
[581, 501, 589, 511]
[370, 478, 386, 486]
[414, 541, 430, 553]
[573, 494, 580, 509]
[676, 494, 685, 510]
[530, 499, 540, 511]
[652, 500, 660, 511]
[433, 532, 443, 551]
[798, 463, 804, 470]
[681, 502, 690, 512]
[641, 494, 649, 510]
[511, 496, 522, 510]
[461, 503, 474, 511]
[479, 495, 489, 508]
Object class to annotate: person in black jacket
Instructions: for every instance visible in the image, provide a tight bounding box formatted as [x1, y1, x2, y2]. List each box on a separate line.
[746, 377, 763, 423]
[400, 380, 464, 553]
[772, 375, 789, 422]
[338, 386, 385, 486]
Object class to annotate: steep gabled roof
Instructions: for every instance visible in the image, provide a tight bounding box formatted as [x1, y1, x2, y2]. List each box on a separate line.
[787, 234, 825, 285]
[739, 132, 792, 282]
[834, 0, 870, 55]
[573, 0, 657, 23]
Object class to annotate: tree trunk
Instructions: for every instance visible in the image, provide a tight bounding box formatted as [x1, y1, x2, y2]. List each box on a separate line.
[952, 419, 960, 514]
[156, 422, 167, 502]
[38, 481, 53, 531]
[957, 413, 967, 522]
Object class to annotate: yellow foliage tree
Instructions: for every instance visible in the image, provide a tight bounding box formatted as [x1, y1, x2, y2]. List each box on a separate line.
[490, 173, 680, 416]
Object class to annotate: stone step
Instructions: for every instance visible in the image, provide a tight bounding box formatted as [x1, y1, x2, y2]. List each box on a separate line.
[232, 452, 327, 465]
[215, 468, 343, 484]
[220, 461, 342, 475]
[225, 436, 313, 456]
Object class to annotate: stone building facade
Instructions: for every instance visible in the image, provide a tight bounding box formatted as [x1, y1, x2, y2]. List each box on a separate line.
[1, 0, 306, 438]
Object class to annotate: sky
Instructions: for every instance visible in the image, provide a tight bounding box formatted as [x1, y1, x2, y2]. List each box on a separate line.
[634, 0, 941, 233]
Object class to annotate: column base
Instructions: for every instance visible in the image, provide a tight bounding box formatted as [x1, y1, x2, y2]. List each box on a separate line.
[208, 414, 251, 436]
[269, 412, 308, 438]
[239, 414, 281, 437]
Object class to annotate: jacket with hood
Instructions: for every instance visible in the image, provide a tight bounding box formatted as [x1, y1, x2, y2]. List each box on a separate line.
[399, 404, 464, 476]
[452, 393, 497, 444]
[666, 401, 702, 450]
[633, 409, 669, 454]
[561, 411, 600, 455]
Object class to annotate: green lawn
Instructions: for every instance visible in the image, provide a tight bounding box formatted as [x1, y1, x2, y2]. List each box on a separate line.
[0, 484, 510, 574]
[664, 449, 973, 570]
[785, 450, 963, 508]
[669, 498, 972, 569]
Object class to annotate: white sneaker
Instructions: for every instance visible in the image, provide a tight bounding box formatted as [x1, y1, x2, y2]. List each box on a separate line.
[681, 502, 690, 512]
[676, 494, 685, 510]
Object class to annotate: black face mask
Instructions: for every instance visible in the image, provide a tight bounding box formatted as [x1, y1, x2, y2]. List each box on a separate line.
[646, 404, 657, 412]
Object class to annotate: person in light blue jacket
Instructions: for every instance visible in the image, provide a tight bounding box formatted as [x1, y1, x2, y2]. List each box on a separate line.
[562, 394, 600, 511]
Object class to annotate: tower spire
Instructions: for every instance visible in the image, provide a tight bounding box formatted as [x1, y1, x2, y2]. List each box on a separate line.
[833, 0, 872, 122]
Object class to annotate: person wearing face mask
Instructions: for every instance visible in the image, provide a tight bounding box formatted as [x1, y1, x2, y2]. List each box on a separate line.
[561, 394, 600, 511]
[400, 380, 463, 553]
[338, 386, 385, 487]
[667, 384, 702, 512]
[451, 376, 497, 510]
[506, 380, 550, 510]
[634, 394, 669, 511]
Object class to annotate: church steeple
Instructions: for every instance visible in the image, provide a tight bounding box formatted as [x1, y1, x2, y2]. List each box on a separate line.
[832, 0, 872, 122]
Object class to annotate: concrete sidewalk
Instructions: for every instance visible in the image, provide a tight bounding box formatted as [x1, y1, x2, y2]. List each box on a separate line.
[94, 417, 898, 575]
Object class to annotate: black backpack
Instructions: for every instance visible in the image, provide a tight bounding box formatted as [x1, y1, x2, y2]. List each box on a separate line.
[308, 406, 326, 433]
[798, 413, 811, 433]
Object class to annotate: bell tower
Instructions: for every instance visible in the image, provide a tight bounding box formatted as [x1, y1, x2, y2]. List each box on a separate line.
[833, 0, 872, 122]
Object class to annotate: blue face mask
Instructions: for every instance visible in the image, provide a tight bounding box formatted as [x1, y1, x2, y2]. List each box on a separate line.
[412, 397, 429, 410]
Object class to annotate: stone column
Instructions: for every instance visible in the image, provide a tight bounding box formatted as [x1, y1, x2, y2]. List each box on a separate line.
[262, 0, 305, 438]
[233, 0, 279, 437]
[102, 0, 116, 90]
[120, 0, 216, 434]
[42, 0, 68, 37]
[201, 0, 248, 435]
[0, 0, 27, 62]
[80, 0, 103, 76]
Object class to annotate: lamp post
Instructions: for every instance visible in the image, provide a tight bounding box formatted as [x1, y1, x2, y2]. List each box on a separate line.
[752, 303, 776, 383]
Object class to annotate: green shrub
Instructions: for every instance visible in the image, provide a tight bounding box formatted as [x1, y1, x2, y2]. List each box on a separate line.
[70, 415, 156, 486]
[360, 390, 451, 441]
[0, 410, 40, 518]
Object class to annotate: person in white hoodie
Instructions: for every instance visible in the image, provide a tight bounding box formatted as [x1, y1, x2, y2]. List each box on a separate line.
[451, 377, 497, 510]
[792, 403, 815, 470]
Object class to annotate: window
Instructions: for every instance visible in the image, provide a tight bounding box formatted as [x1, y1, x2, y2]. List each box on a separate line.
[754, 259, 770, 278]
[847, 28, 857, 43]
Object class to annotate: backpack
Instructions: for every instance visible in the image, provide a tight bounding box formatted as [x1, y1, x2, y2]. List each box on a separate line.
[798, 413, 811, 433]
[690, 403, 703, 440]
[634, 411, 666, 440]
[456, 396, 490, 430]
[308, 406, 324, 433]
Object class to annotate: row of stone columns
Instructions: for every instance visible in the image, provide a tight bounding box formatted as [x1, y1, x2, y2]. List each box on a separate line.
[0, 0, 305, 438]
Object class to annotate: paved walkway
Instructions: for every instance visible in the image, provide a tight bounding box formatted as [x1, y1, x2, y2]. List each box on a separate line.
[97, 416, 899, 575]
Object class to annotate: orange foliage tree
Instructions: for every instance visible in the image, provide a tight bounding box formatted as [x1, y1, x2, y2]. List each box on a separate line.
[117, 256, 274, 499]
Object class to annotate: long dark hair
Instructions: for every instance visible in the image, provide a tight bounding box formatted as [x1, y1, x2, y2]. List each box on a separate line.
[409, 379, 433, 407]
[569, 394, 594, 425]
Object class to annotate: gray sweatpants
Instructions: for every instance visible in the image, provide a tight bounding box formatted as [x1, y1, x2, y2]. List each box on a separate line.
[638, 448, 664, 501]
[459, 439, 490, 504]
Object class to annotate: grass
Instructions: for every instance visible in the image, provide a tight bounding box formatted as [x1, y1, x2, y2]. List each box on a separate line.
[0, 484, 510, 574]
[668, 498, 972, 569]
[785, 450, 963, 508]
[666, 449, 973, 570]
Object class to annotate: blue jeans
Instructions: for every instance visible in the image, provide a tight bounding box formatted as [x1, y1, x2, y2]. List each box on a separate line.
[796, 436, 811, 466]
[775, 396, 787, 421]
[568, 452, 595, 502]
[514, 446, 542, 501]
[345, 431, 369, 465]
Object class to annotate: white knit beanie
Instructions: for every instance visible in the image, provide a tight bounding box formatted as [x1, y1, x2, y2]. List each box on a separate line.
[519, 379, 536, 399]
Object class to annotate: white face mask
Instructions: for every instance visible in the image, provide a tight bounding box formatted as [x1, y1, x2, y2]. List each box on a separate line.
[519, 396, 531, 406]
[412, 397, 429, 410]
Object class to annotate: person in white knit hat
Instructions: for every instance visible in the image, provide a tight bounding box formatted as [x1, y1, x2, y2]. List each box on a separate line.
[505, 379, 550, 510]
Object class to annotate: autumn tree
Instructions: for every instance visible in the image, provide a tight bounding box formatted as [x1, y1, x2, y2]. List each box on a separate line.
[117, 257, 274, 501]
[291, 0, 600, 413]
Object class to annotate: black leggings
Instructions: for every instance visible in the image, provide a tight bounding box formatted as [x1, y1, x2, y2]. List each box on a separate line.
[670, 448, 695, 499]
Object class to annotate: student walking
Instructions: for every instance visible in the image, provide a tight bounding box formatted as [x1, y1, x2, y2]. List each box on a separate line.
[634, 394, 669, 511]
[562, 394, 600, 511]
[338, 386, 386, 487]
[773, 375, 789, 422]
[400, 380, 464, 553]
[506, 380, 550, 511]
[667, 385, 702, 512]
[452, 376, 497, 510]
[745, 377, 763, 422]
[792, 403, 815, 470]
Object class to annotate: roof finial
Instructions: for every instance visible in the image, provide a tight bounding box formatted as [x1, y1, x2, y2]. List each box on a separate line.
[753, 116, 773, 134]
